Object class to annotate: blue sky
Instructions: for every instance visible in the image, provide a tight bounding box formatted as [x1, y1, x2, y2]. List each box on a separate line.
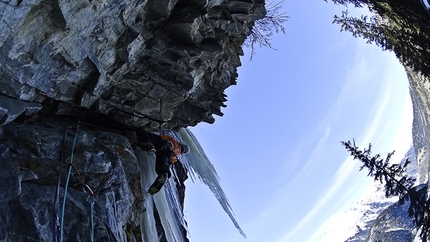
[184, 1, 413, 242]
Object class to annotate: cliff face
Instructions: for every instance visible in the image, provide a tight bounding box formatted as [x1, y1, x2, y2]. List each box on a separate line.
[408, 67, 430, 186]
[0, 0, 265, 131]
[0, 119, 144, 241]
[0, 0, 265, 241]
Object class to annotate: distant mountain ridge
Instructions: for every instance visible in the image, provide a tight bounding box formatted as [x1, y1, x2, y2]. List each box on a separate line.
[339, 65, 430, 241]
[344, 146, 416, 241]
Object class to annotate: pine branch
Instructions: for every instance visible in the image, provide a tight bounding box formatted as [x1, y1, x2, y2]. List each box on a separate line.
[341, 140, 414, 197]
[341, 140, 430, 241]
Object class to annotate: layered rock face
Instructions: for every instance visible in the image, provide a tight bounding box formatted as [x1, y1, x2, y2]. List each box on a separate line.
[408, 67, 430, 186]
[0, 0, 265, 241]
[0, 119, 143, 241]
[0, 0, 265, 131]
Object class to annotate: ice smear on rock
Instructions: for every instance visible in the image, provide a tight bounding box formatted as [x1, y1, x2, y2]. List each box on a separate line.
[137, 144, 190, 242]
[136, 151, 160, 242]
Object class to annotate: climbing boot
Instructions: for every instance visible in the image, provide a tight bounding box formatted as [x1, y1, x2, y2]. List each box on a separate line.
[148, 173, 169, 195]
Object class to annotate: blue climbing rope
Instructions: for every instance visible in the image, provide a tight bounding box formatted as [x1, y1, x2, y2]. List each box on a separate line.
[56, 121, 97, 242]
[60, 122, 79, 242]
[89, 198, 95, 242]
[53, 126, 70, 242]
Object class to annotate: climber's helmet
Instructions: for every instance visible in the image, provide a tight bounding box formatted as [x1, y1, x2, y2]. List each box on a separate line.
[180, 144, 190, 155]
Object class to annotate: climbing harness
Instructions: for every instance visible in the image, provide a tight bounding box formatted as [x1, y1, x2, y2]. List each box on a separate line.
[54, 121, 96, 242]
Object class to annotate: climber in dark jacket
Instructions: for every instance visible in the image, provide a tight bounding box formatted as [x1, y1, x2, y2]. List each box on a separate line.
[133, 129, 190, 195]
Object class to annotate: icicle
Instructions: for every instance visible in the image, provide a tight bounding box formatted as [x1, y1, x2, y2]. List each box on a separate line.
[153, 187, 187, 242]
[135, 128, 246, 240]
[174, 128, 247, 238]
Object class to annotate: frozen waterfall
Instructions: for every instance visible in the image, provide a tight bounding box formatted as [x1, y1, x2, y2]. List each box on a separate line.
[175, 128, 246, 238]
[136, 146, 188, 242]
[135, 128, 245, 241]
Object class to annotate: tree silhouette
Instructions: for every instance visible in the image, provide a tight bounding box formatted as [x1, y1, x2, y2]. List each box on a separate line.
[324, 0, 430, 78]
[341, 140, 430, 241]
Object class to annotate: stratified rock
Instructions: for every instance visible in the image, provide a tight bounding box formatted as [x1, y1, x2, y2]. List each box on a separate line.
[0, 0, 266, 131]
[0, 117, 143, 241]
[0, 0, 265, 241]
[0, 95, 42, 126]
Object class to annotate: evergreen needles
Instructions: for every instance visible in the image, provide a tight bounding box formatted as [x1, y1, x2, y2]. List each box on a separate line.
[341, 140, 430, 241]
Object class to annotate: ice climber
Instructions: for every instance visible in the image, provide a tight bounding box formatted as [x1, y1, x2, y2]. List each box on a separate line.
[133, 129, 190, 195]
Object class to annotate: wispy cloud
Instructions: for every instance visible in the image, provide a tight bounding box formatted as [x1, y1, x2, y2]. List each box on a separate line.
[240, 14, 411, 242]
[315, 59, 410, 242]
[277, 155, 363, 242]
[275, 43, 411, 242]
[267, 55, 377, 242]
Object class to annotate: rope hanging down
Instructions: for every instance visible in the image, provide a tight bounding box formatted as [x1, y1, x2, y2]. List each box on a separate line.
[54, 122, 97, 242]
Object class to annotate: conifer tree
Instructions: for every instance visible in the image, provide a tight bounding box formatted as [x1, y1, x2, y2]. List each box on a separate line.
[341, 140, 430, 241]
[324, 0, 430, 78]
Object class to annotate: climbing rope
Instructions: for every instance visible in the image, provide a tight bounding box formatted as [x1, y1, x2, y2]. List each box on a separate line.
[53, 126, 70, 242]
[60, 122, 79, 242]
[55, 121, 96, 242]
[68, 162, 97, 242]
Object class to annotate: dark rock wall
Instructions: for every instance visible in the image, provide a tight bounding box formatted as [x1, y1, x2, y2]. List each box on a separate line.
[0, 117, 143, 241]
[0, 0, 265, 131]
[0, 0, 265, 240]
[0, 116, 191, 241]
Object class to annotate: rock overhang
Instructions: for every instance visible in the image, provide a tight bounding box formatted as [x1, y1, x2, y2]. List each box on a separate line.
[0, 0, 266, 131]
